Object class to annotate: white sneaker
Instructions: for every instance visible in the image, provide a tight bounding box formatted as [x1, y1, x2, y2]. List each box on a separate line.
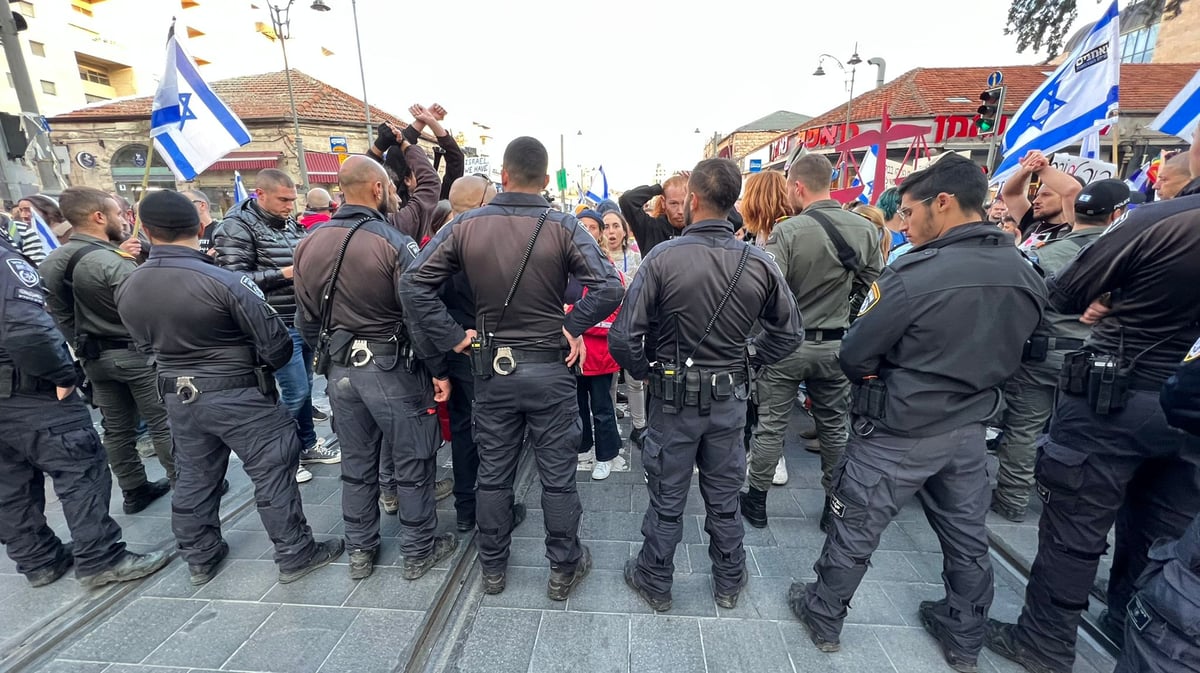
[296, 465, 313, 483]
[608, 455, 629, 472]
[592, 460, 612, 480]
[773, 456, 789, 485]
[300, 437, 341, 465]
[577, 448, 596, 470]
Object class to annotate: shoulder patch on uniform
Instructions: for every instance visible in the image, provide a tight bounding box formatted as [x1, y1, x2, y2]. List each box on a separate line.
[6, 258, 38, 287]
[1185, 337, 1200, 363]
[1101, 211, 1129, 237]
[240, 275, 266, 300]
[857, 281, 881, 316]
[11, 286, 43, 304]
[406, 241, 421, 259]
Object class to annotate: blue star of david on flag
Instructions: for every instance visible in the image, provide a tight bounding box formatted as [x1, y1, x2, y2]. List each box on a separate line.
[149, 21, 250, 180]
[994, 0, 1120, 182]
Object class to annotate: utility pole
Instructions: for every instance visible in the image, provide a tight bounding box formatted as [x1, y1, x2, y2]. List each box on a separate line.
[0, 0, 64, 194]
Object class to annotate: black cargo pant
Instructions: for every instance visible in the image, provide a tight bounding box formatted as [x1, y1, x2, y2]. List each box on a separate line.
[446, 352, 479, 523]
[633, 395, 748, 598]
[804, 423, 994, 657]
[473, 362, 582, 573]
[1115, 512, 1200, 673]
[164, 386, 318, 572]
[1012, 390, 1200, 671]
[0, 393, 126, 577]
[84, 348, 176, 490]
[326, 359, 440, 559]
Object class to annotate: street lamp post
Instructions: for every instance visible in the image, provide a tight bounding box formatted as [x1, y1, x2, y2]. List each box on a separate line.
[816, 43, 883, 189]
[268, 0, 309, 193]
[309, 0, 371, 143]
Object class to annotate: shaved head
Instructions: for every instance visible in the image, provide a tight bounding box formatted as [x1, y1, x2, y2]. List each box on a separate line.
[449, 175, 494, 216]
[339, 155, 396, 212]
[306, 187, 332, 210]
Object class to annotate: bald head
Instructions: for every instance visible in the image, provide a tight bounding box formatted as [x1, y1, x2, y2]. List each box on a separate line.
[338, 155, 396, 212]
[306, 187, 332, 210]
[449, 175, 494, 216]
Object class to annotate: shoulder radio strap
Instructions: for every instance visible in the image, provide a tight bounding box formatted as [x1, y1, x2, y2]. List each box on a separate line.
[58, 241, 108, 312]
[681, 243, 751, 366]
[492, 208, 551, 335]
[315, 215, 375, 338]
[806, 209, 862, 273]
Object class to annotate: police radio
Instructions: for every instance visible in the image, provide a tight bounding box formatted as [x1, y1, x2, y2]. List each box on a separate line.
[469, 317, 495, 379]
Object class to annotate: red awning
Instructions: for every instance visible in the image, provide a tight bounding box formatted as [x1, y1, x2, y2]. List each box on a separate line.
[305, 152, 343, 184]
[207, 150, 282, 172]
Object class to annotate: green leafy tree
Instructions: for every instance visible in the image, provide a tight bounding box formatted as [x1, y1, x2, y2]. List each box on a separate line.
[1005, 0, 1185, 57]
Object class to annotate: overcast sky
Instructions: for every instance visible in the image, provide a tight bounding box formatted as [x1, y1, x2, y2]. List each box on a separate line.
[176, 0, 1092, 190]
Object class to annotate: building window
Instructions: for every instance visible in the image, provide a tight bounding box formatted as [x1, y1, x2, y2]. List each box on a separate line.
[15, 1, 34, 18]
[29, 41, 45, 56]
[40, 80, 56, 95]
[78, 66, 110, 86]
[84, 93, 108, 103]
[1120, 23, 1159, 64]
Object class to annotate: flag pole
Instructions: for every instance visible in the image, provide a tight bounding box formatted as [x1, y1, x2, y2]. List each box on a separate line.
[1110, 111, 1120, 175]
[131, 136, 156, 240]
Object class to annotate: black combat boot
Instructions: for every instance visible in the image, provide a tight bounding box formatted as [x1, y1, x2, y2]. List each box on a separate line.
[740, 487, 768, 529]
[122, 478, 171, 514]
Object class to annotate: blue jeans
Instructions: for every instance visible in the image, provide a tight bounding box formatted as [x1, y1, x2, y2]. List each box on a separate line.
[274, 328, 317, 450]
[577, 373, 621, 462]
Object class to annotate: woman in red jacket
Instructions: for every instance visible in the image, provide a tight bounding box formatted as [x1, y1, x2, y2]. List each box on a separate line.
[573, 211, 626, 480]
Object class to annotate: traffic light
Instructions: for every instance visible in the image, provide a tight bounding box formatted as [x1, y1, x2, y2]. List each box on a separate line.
[974, 87, 1004, 133]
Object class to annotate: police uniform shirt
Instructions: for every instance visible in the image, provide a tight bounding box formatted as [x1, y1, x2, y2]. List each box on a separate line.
[765, 200, 883, 329]
[39, 233, 139, 345]
[1162, 337, 1200, 436]
[1047, 193, 1200, 385]
[842, 222, 1046, 437]
[0, 240, 79, 404]
[115, 245, 294, 379]
[293, 204, 447, 378]
[609, 218, 802, 381]
[1029, 227, 1103, 343]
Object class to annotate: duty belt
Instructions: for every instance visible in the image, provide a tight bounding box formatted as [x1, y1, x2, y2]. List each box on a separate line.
[159, 374, 258, 405]
[0, 365, 57, 399]
[93, 338, 134, 352]
[339, 339, 407, 368]
[1044, 337, 1085, 351]
[647, 367, 747, 416]
[804, 328, 845, 342]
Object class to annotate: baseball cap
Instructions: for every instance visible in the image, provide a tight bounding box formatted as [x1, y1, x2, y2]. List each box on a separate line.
[1074, 179, 1131, 216]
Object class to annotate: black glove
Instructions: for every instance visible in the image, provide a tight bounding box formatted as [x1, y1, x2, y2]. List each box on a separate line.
[373, 122, 398, 153]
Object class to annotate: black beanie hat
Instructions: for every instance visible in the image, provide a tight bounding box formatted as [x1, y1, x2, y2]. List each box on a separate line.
[139, 190, 200, 229]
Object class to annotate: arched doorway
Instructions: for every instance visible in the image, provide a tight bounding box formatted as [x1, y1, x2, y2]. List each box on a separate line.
[110, 143, 176, 197]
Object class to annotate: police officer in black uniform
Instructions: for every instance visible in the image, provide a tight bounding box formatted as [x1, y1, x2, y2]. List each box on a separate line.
[116, 191, 343, 586]
[987, 128, 1200, 673]
[0, 236, 169, 589]
[794, 155, 1046, 672]
[401, 136, 623, 600]
[1111, 339, 1200, 673]
[293, 156, 455, 581]
[610, 158, 801, 612]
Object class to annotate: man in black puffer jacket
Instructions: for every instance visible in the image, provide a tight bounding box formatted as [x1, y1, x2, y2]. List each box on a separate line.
[214, 168, 341, 478]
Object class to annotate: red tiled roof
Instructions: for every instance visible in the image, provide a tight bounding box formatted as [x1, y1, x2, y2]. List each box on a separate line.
[795, 63, 1200, 131]
[49, 70, 414, 132]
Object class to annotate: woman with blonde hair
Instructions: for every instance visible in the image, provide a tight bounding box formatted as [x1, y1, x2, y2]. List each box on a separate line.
[741, 170, 792, 248]
[846, 201, 892, 261]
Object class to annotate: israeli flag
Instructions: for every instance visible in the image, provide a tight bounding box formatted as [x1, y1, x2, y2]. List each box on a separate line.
[233, 170, 249, 203]
[1148, 68, 1200, 141]
[150, 22, 250, 181]
[851, 146, 879, 204]
[584, 165, 609, 205]
[994, 0, 1120, 182]
[29, 207, 59, 252]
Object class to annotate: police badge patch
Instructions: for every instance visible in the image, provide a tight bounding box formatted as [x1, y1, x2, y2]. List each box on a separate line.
[7, 258, 39, 288]
[407, 241, 421, 259]
[1185, 336, 1200, 363]
[240, 275, 266, 300]
[857, 281, 881, 316]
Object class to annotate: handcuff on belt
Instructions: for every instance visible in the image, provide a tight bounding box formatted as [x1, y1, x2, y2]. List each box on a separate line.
[493, 346, 516, 376]
[175, 376, 200, 405]
[350, 339, 373, 367]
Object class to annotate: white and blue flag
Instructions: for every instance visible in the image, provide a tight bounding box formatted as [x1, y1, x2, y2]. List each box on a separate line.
[583, 165, 609, 205]
[29, 206, 59, 252]
[994, 0, 1120, 181]
[1148, 68, 1200, 141]
[851, 146, 879, 204]
[150, 22, 250, 181]
[233, 170, 249, 203]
